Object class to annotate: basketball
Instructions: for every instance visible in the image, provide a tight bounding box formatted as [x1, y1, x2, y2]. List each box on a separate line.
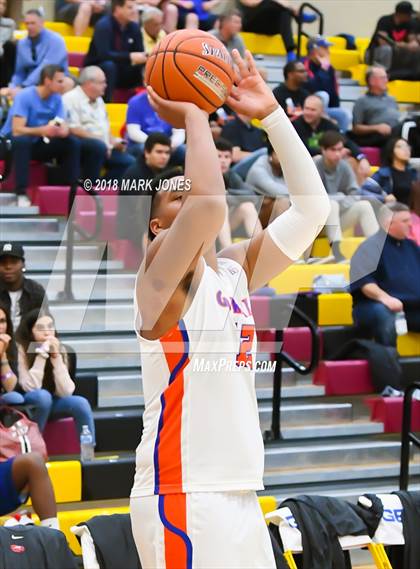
[145, 29, 235, 114]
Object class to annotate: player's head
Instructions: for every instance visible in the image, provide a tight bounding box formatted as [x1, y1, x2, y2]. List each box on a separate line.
[394, 1, 414, 24]
[379, 202, 412, 238]
[148, 167, 186, 241]
[319, 131, 345, 166]
[144, 133, 171, 171]
[215, 138, 233, 174]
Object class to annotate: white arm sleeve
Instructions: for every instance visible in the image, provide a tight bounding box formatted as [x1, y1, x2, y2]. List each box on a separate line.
[126, 123, 148, 144]
[261, 106, 331, 260]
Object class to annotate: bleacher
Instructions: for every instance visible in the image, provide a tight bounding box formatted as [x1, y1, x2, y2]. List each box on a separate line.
[2, 11, 420, 568]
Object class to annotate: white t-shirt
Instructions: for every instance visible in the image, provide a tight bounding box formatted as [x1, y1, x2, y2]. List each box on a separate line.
[9, 290, 23, 331]
[130, 257, 265, 498]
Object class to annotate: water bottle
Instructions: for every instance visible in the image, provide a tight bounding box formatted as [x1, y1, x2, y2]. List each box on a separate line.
[80, 425, 94, 461]
[395, 311, 408, 336]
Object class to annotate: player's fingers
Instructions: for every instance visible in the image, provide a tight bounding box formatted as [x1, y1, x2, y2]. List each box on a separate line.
[245, 50, 258, 76]
[231, 49, 250, 78]
[229, 85, 241, 100]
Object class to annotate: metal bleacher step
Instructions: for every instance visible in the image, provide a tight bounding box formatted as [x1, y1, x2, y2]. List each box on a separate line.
[259, 403, 353, 429]
[0, 193, 17, 206]
[0, 205, 40, 216]
[0, 217, 63, 235]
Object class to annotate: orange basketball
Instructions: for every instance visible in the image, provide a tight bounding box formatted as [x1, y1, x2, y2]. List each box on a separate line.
[145, 29, 234, 114]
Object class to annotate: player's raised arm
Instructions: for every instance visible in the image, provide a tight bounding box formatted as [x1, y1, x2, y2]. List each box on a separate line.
[219, 50, 331, 292]
[136, 88, 226, 333]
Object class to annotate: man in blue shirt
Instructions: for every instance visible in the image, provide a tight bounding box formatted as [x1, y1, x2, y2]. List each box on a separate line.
[0, 64, 80, 207]
[125, 91, 185, 163]
[2, 9, 68, 97]
[350, 202, 420, 347]
[84, 0, 147, 102]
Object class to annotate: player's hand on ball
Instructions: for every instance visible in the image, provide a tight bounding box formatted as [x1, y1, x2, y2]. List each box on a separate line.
[227, 50, 279, 121]
[147, 86, 206, 128]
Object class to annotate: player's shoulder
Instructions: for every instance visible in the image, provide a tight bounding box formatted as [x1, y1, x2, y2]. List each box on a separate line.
[215, 256, 249, 290]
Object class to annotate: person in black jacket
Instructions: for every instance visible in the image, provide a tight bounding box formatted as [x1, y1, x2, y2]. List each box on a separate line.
[273, 60, 309, 120]
[0, 242, 48, 332]
[84, 0, 147, 102]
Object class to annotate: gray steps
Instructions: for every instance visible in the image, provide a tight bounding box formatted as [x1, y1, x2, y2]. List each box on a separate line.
[0, 217, 62, 235]
[0, 193, 16, 206]
[0, 205, 40, 216]
[50, 302, 134, 333]
[23, 244, 124, 272]
[259, 403, 353, 429]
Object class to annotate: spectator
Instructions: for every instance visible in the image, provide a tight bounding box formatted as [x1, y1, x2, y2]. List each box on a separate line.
[141, 7, 166, 53]
[63, 66, 135, 182]
[239, 0, 317, 62]
[174, 0, 220, 30]
[56, 0, 109, 37]
[137, 0, 178, 33]
[273, 60, 309, 119]
[0, 452, 59, 529]
[304, 35, 350, 132]
[0, 301, 19, 404]
[16, 309, 96, 441]
[366, 1, 419, 70]
[349, 65, 401, 148]
[117, 133, 172, 252]
[209, 10, 245, 57]
[372, 137, 418, 206]
[215, 138, 262, 247]
[350, 202, 420, 347]
[1, 9, 68, 98]
[221, 113, 267, 163]
[314, 131, 379, 262]
[0, 0, 16, 89]
[292, 95, 362, 160]
[84, 0, 147, 102]
[125, 90, 185, 163]
[0, 64, 80, 207]
[0, 242, 48, 331]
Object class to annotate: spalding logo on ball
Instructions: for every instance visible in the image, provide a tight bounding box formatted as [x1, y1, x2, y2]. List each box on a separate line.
[145, 29, 234, 114]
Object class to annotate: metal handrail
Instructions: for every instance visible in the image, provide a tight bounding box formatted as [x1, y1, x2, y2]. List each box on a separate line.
[296, 2, 324, 59]
[264, 304, 321, 442]
[399, 381, 420, 491]
[57, 181, 104, 301]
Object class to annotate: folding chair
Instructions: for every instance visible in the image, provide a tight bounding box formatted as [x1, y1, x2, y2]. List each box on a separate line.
[266, 506, 384, 569]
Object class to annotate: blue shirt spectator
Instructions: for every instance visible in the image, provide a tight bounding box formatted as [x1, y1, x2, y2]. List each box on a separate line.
[1, 86, 65, 137]
[10, 11, 68, 89]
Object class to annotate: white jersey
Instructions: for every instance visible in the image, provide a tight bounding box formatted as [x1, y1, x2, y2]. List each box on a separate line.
[131, 257, 265, 497]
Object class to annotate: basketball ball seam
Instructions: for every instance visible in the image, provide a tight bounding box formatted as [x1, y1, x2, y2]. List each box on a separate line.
[161, 48, 170, 99]
[171, 35, 233, 80]
[172, 51, 220, 110]
[145, 53, 158, 87]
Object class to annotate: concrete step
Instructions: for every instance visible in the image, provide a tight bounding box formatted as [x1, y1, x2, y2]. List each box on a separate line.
[23, 244, 123, 272]
[259, 403, 353, 429]
[0, 193, 16, 206]
[0, 205, 40, 216]
[0, 217, 62, 233]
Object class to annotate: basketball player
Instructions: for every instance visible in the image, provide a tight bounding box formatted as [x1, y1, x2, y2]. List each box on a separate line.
[130, 50, 330, 568]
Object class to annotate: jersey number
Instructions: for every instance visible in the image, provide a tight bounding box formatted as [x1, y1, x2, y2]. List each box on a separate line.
[236, 324, 255, 368]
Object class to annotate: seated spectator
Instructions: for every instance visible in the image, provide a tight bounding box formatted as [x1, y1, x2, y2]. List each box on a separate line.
[16, 309, 96, 442]
[0, 302, 20, 404]
[349, 65, 401, 148]
[117, 133, 172, 253]
[292, 94, 364, 161]
[0, 9, 69, 98]
[314, 131, 379, 262]
[0, 65, 80, 207]
[273, 60, 309, 119]
[125, 90, 185, 163]
[209, 10, 245, 57]
[0, 243, 48, 331]
[215, 138, 262, 248]
[56, 0, 109, 37]
[366, 1, 419, 70]
[0, 452, 59, 529]
[372, 137, 418, 206]
[239, 0, 316, 62]
[245, 140, 290, 228]
[0, 0, 16, 89]
[63, 66, 135, 182]
[174, 0, 220, 30]
[141, 7, 166, 53]
[350, 202, 420, 347]
[221, 113, 267, 163]
[84, 0, 147, 102]
[137, 0, 178, 33]
[303, 35, 350, 132]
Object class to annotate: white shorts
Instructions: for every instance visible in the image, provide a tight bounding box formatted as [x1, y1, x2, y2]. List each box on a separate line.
[130, 491, 276, 569]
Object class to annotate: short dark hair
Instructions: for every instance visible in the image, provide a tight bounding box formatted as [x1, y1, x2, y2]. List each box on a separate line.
[219, 9, 242, 26]
[144, 132, 171, 153]
[283, 61, 300, 80]
[215, 138, 233, 152]
[111, 0, 131, 11]
[39, 64, 64, 84]
[25, 8, 43, 18]
[395, 1, 414, 15]
[319, 130, 344, 149]
[148, 166, 184, 241]
[381, 137, 410, 167]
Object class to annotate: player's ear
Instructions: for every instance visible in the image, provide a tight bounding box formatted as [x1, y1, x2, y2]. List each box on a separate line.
[149, 218, 162, 238]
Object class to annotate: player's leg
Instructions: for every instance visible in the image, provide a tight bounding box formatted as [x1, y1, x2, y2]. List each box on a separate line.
[130, 495, 167, 568]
